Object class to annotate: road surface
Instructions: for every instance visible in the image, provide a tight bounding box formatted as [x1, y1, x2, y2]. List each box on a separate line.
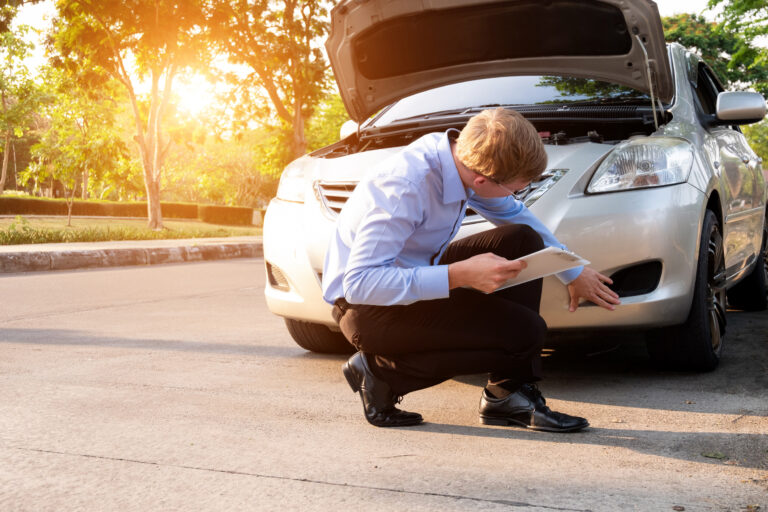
[0, 259, 766, 511]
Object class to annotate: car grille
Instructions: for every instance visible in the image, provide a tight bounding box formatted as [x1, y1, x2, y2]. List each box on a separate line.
[314, 182, 357, 216]
[314, 168, 568, 219]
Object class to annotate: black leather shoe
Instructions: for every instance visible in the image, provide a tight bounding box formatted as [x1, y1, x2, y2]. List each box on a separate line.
[479, 383, 588, 432]
[342, 352, 423, 427]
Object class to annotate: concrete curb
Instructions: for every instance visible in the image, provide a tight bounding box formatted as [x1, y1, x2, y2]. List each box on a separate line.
[0, 239, 263, 273]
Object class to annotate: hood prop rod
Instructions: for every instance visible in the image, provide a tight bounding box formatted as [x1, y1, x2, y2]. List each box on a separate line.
[635, 34, 659, 131]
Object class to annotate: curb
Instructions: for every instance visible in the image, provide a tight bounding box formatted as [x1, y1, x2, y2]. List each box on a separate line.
[0, 241, 263, 273]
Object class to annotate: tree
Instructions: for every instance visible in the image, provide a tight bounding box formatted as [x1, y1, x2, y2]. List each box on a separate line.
[305, 91, 348, 152]
[209, 0, 334, 161]
[52, 0, 209, 229]
[0, 8, 45, 194]
[708, 0, 768, 69]
[0, 1, 43, 32]
[26, 66, 128, 225]
[663, 13, 768, 95]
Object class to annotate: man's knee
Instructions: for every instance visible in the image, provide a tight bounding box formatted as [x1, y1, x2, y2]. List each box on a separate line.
[495, 224, 545, 256]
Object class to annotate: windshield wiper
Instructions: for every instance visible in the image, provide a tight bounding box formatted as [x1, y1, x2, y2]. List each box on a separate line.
[544, 97, 651, 107]
[386, 103, 526, 123]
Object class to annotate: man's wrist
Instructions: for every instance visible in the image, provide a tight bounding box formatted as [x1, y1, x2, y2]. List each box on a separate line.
[448, 262, 466, 289]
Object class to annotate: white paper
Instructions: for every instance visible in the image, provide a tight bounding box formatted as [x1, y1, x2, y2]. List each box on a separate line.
[490, 246, 589, 292]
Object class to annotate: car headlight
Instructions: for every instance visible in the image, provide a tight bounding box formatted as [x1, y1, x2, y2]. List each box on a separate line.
[587, 137, 694, 194]
[275, 161, 307, 202]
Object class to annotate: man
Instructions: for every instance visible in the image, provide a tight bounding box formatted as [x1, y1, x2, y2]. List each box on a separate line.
[322, 108, 620, 431]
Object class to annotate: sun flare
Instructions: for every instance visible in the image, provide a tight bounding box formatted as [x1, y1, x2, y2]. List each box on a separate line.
[173, 74, 221, 116]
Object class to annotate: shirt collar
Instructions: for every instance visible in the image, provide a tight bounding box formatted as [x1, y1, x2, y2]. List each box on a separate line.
[437, 129, 469, 204]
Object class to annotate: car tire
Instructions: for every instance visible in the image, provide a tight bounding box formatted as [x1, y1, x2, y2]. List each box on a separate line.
[285, 318, 355, 354]
[725, 213, 767, 311]
[647, 210, 726, 371]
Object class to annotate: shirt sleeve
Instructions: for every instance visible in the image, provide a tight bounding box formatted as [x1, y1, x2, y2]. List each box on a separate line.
[342, 176, 451, 305]
[469, 195, 583, 284]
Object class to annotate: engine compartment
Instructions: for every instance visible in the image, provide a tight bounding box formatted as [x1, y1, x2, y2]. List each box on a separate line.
[311, 106, 669, 159]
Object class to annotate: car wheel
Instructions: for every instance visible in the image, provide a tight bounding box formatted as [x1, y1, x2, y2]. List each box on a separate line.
[647, 210, 726, 371]
[284, 318, 355, 354]
[725, 213, 767, 311]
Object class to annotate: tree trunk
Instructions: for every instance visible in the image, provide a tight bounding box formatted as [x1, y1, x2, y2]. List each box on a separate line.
[81, 169, 89, 199]
[0, 131, 10, 195]
[144, 171, 162, 230]
[65, 187, 75, 227]
[292, 107, 306, 159]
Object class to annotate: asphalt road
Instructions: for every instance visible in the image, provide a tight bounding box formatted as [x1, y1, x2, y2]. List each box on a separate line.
[0, 259, 766, 511]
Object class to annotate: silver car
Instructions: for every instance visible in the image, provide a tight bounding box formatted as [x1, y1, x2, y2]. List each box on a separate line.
[263, 0, 767, 371]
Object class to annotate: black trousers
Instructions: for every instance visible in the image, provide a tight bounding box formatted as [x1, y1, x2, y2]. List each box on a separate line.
[336, 224, 547, 397]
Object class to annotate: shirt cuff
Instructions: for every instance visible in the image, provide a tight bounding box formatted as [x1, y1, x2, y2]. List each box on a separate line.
[556, 265, 584, 285]
[417, 264, 451, 300]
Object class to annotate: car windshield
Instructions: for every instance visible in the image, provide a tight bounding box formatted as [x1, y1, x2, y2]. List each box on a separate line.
[370, 75, 650, 127]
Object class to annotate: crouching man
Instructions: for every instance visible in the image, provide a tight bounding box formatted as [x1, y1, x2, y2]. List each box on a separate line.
[322, 108, 619, 430]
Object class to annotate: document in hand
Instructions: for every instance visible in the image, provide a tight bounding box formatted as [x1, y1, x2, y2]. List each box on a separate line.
[491, 246, 590, 292]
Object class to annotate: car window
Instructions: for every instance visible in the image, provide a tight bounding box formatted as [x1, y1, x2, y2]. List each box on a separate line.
[692, 63, 721, 116]
[371, 75, 650, 127]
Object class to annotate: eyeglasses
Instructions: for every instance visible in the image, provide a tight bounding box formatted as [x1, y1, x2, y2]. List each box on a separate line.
[485, 174, 531, 199]
[460, 157, 531, 198]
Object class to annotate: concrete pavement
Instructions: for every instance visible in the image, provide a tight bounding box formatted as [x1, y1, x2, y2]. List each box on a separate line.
[2, 260, 766, 510]
[0, 236, 263, 273]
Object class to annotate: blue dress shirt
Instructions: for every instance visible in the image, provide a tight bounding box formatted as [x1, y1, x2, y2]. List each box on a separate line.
[322, 130, 583, 306]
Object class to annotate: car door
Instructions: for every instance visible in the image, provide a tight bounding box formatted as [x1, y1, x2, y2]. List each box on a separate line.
[693, 63, 763, 277]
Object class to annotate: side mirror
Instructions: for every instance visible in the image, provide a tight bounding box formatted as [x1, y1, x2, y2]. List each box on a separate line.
[715, 91, 767, 125]
[339, 119, 358, 139]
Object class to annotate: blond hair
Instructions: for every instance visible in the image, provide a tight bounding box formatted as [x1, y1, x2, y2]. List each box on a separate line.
[455, 108, 547, 183]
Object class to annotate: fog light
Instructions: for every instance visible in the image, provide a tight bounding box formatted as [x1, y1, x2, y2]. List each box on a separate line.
[609, 261, 662, 297]
[266, 262, 290, 291]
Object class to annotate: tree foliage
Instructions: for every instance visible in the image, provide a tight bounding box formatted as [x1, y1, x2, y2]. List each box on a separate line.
[305, 91, 349, 152]
[25, 65, 129, 225]
[0, 7, 46, 194]
[52, 0, 209, 229]
[0, 0, 42, 32]
[209, 0, 335, 161]
[663, 13, 768, 95]
[708, 0, 768, 69]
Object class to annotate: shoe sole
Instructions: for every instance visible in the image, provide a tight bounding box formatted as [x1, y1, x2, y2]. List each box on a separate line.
[479, 415, 589, 433]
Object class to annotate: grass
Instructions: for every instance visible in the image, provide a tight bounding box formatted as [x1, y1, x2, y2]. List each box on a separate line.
[0, 216, 262, 245]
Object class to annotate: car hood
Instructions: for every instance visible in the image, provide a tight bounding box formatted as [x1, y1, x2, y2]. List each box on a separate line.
[326, 0, 673, 122]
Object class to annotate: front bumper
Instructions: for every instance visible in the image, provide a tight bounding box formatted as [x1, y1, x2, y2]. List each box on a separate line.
[263, 183, 705, 331]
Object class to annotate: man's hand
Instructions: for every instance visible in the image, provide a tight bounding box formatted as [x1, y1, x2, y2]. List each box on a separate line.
[567, 267, 621, 312]
[448, 253, 527, 293]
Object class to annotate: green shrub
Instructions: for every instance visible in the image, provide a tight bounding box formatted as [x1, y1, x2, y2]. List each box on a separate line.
[162, 202, 198, 219]
[0, 196, 199, 219]
[198, 204, 253, 226]
[0, 197, 67, 215]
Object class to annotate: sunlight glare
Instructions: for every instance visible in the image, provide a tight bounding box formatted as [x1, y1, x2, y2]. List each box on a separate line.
[174, 75, 220, 116]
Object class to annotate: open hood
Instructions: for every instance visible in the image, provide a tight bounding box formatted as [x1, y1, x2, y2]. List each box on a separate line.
[326, 0, 673, 122]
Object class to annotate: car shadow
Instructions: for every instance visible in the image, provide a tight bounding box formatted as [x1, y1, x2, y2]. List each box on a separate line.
[451, 309, 768, 415]
[0, 327, 303, 359]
